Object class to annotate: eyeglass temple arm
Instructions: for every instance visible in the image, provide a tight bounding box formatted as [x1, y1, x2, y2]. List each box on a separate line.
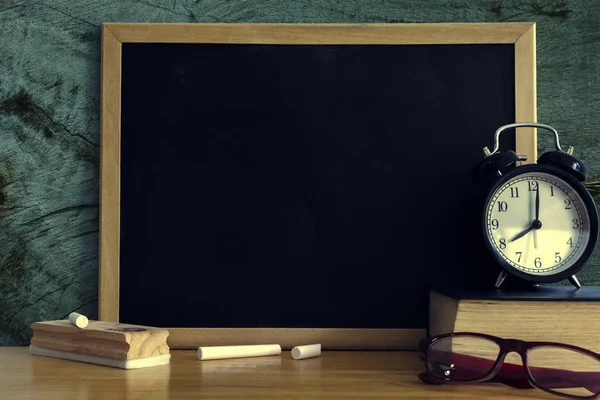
[497, 362, 600, 392]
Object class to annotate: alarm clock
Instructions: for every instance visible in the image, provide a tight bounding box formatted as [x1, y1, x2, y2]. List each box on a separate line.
[472, 122, 599, 289]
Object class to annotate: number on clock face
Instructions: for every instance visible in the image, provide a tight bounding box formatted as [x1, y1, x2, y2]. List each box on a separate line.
[485, 171, 591, 275]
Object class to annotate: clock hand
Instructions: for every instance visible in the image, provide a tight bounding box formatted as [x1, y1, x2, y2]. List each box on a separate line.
[535, 183, 540, 221]
[510, 225, 535, 243]
[534, 186, 540, 249]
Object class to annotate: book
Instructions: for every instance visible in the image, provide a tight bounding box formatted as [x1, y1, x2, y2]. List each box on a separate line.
[429, 285, 600, 353]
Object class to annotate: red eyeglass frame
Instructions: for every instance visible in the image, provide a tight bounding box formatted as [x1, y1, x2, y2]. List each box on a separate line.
[418, 332, 600, 399]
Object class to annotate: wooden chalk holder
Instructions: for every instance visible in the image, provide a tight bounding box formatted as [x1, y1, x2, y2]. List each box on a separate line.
[30, 319, 171, 369]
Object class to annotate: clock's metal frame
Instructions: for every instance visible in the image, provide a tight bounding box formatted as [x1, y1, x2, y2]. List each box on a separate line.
[487, 122, 564, 158]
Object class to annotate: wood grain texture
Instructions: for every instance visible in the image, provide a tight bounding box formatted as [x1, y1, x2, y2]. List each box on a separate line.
[2, 0, 600, 346]
[515, 23, 537, 163]
[167, 328, 425, 350]
[0, 347, 557, 399]
[30, 320, 169, 360]
[105, 22, 532, 44]
[0, 0, 102, 346]
[99, 25, 121, 323]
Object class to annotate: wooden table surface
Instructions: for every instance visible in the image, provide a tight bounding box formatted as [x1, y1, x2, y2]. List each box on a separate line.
[0, 347, 557, 399]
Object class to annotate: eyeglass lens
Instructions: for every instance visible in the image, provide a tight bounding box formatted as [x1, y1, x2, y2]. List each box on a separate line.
[527, 345, 600, 398]
[427, 335, 500, 381]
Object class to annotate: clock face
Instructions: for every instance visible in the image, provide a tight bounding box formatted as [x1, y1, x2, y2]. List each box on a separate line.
[485, 170, 592, 276]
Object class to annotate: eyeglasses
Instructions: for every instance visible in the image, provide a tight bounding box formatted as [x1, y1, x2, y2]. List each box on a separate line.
[418, 332, 600, 399]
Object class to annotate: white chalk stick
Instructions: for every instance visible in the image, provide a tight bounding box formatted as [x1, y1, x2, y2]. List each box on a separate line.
[197, 344, 281, 361]
[68, 312, 88, 328]
[291, 344, 321, 360]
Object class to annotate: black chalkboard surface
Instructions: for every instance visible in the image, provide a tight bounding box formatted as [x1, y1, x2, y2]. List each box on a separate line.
[100, 23, 537, 349]
[119, 43, 514, 327]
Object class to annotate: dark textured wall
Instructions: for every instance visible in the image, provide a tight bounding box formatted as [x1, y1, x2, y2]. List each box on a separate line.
[1, 0, 599, 345]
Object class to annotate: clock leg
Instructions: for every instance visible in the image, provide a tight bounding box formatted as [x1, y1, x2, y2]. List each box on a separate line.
[495, 271, 508, 289]
[568, 275, 582, 289]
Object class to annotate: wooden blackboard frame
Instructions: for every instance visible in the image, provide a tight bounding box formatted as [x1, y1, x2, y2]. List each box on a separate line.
[99, 22, 537, 350]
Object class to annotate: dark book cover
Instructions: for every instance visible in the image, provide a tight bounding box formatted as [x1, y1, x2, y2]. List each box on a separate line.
[432, 284, 600, 301]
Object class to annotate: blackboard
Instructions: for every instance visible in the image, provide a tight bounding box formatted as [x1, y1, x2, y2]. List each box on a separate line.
[99, 23, 537, 349]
